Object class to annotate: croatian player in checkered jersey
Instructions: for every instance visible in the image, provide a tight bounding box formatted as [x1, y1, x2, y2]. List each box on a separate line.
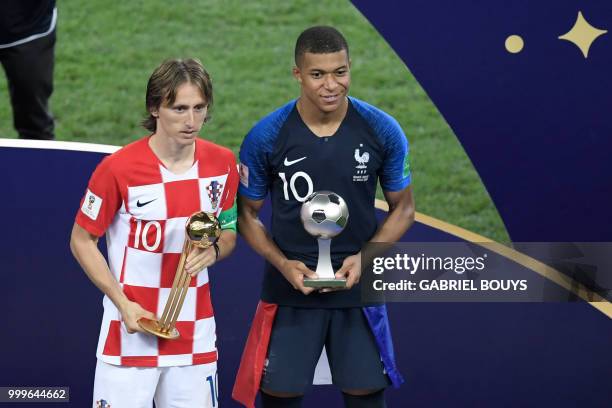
[70, 58, 239, 408]
[232, 27, 415, 408]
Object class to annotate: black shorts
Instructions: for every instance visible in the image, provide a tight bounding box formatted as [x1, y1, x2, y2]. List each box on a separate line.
[261, 307, 390, 394]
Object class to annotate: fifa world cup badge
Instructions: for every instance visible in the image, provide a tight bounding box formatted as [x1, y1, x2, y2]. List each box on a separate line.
[87, 195, 96, 210]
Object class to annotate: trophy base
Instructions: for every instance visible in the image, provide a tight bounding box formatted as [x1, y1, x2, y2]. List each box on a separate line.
[303, 278, 347, 288]
[138, 318, 180, 340]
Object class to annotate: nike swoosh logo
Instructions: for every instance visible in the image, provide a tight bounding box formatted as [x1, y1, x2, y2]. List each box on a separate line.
[284, 156, 307, 166]
[136, 198, 157, 207]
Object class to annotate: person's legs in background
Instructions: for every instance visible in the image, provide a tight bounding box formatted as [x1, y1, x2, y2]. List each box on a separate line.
[0, 30, 55, 140]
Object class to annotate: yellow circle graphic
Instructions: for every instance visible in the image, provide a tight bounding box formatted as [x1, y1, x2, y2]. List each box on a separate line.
[505, 35, 524, 53]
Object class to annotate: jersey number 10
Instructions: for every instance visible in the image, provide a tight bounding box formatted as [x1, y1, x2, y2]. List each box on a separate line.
[279, 171, 314, 202]
[133, 220, 162, 251]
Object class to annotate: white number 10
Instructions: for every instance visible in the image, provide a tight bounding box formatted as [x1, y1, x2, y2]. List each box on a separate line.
[133, 220, 162, 251]
[279, 171, 313, 202]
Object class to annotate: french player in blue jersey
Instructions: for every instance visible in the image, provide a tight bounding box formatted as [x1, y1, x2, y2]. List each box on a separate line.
[233, 26, 415, 408]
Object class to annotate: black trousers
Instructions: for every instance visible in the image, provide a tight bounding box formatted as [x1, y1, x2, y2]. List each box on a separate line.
[0, 30, 55, 140]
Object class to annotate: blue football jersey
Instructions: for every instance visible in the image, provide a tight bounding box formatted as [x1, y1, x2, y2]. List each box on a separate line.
[239, 97, 411, 307]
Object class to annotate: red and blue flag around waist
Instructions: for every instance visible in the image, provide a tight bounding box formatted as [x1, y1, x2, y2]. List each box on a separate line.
[232, 301, 404, 407]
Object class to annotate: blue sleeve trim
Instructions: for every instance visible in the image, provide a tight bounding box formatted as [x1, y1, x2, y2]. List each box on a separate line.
[238, 100, 296, 200]
[349, 97, 411, 191]
[237, 185, 267, 201]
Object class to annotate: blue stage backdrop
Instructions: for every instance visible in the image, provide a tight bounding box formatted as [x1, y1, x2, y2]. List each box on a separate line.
[0, 143, 610, 407]
[351, 0, 612, 242]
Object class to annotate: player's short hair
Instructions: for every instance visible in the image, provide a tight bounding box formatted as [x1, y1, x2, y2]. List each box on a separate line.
[142, 58, 213, 132]
[294, 26, 349, 66]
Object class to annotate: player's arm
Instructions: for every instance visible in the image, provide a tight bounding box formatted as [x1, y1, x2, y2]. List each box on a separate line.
[238, 194, 316, 295]
[336, 186, 415, 288]
[212, 200, 239, 263]
[69, 222, 156, 333]
[371, 185, 415, 242]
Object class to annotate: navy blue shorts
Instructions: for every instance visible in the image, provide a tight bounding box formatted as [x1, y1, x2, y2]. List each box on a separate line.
[261, 307, 390, 394]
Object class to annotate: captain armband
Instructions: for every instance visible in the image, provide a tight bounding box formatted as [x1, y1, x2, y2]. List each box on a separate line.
[218, 202, 237, 232]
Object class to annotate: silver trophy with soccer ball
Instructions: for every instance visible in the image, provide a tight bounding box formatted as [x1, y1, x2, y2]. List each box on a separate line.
[300, 191, 349, 288]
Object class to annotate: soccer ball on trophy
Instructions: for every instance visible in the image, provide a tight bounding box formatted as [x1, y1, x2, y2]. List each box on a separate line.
[300, 191, 349, 288]
[300, 191, 349, 239]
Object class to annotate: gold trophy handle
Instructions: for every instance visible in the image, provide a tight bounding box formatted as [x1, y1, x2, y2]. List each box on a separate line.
[138, 240, 190, 339]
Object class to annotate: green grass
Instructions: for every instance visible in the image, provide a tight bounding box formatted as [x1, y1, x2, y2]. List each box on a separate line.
[0, 0, 509, 243]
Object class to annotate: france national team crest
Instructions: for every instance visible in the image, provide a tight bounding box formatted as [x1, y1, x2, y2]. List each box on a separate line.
[353, 144, 370, 182]
[206, 180, 224, 210]
[96, 399, 111, 408]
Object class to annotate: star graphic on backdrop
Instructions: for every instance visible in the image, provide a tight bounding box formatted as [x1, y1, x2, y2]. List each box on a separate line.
[558, 11, 607, 58]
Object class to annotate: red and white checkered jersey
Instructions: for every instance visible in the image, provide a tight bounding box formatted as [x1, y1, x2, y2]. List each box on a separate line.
[75, 136, 238, 367]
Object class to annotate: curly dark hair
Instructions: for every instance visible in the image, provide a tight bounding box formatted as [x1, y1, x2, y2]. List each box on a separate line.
[294, 26, 349, 66]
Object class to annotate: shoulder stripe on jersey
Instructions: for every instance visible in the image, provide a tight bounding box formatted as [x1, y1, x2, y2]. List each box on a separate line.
[238, 100, 296, 200]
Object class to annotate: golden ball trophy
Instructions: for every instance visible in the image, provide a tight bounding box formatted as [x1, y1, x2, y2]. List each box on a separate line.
[138, 211, 221, 339]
